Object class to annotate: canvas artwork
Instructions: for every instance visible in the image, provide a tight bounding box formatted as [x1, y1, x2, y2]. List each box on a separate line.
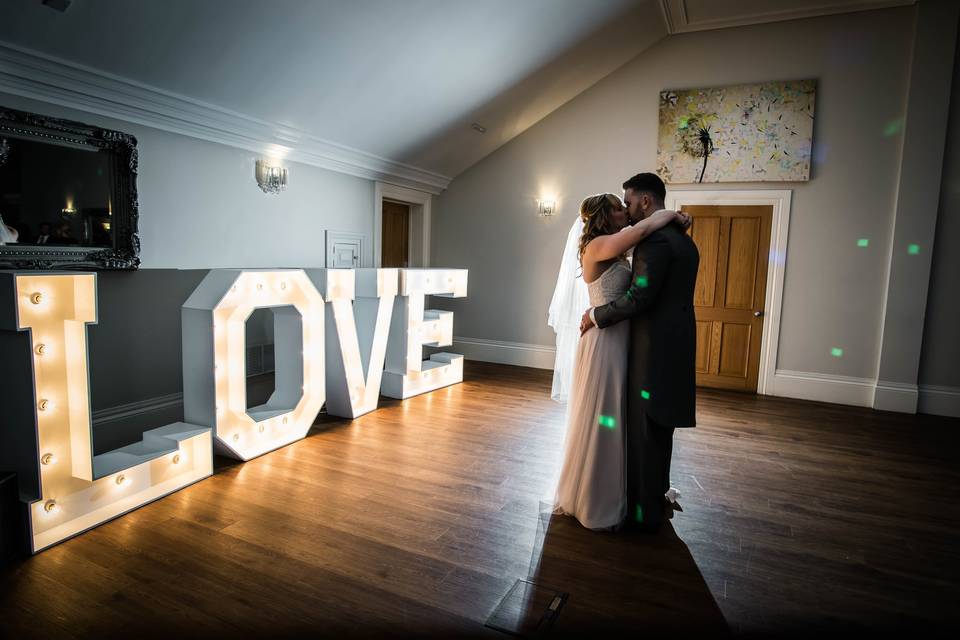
[657, 79, 816, 184]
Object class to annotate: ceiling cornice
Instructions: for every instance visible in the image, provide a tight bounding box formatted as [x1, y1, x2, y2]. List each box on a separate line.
[0, 41, 451, 194]
[658, 0, 915, 34]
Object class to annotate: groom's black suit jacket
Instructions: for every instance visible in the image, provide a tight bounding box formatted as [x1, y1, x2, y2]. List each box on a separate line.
[593, 222, 699, 428]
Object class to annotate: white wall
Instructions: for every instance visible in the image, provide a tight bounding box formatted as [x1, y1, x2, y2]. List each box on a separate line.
[0, 90, 378, 448]
[0, 92, 375, 268]
[432, 7, 917, 385]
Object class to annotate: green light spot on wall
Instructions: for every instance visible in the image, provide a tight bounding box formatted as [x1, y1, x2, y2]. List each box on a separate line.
[635, 504, 644, 522]
[641, 390, 651, 400]
[908, 244, 920, 255]
[598, 415, 616, 429]
[857, 238, 869, 248]
[831, 347, 844, 357]
[635, 275, 649, 288]
[883, 119, 903, 137]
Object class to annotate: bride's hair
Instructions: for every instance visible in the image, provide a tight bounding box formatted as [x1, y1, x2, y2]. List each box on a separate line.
[578, 193, 622, 262]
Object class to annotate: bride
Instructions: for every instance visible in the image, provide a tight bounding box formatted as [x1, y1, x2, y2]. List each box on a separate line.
[554, 193, 687, 530]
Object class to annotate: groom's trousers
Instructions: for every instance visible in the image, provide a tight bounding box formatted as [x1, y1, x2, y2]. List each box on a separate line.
[629, 413, 675, 526]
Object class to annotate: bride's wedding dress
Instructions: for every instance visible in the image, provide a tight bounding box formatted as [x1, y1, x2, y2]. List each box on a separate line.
[554, 259, 631, 529]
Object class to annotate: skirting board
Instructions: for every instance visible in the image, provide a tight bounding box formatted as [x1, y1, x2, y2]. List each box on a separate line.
[770, 371, 959, 417]
[769, 369, 875, 408]
[449, 337, 556, 370]
[86, 370, 960, 434]
[445, 343, 957, 416]
[92, 392, 184, 427]
[918, 385, 960, 418]
[873, 380, 919, 414]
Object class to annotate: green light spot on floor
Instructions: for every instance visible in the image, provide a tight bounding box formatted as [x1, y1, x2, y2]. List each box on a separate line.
[883, 119, 903, 137]
[635, 275, 648, 288]
[908, 244, 920, 255]
[857, 238, 869, 248]
[635, 504, 644, 522]
[598, 415, 616, 429]
[831, 347, 844, 357]
[641, 390, 651, 400]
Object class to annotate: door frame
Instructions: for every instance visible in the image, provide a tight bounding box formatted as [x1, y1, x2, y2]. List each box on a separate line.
[374, 182, 432, 268]
[665, 189, 792, 396]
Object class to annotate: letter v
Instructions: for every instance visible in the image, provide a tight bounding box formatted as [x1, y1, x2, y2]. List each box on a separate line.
[307, 268, 397, 418]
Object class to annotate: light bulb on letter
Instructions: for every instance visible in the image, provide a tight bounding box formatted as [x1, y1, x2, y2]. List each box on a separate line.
[41, 452, 56, 466]
[43, 500, 58, 513]
[31, 292, 43, 305]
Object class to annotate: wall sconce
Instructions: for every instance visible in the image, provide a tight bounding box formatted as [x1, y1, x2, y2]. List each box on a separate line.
[61, 196, 76, 216]
[256, 159, 288, 195]
[538, 199, 556, 217]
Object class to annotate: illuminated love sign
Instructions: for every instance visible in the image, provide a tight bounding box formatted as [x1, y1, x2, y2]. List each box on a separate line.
[182, 269, 327, 461]
[0, 267, 466, 552]
[382, 269, 466, 399]
[0, 273, 213, 553]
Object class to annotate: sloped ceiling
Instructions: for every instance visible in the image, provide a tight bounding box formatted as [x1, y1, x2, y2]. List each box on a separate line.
[659, 0, 915, 34]
[0, 0, 667, 187]
[0, 0, 914, 190]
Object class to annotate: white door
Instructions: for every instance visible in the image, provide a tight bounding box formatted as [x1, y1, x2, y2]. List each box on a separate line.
[326, 232, 365, 268]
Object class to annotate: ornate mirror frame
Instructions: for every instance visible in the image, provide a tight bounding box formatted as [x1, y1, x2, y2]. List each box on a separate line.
[0, 106, 140, 270]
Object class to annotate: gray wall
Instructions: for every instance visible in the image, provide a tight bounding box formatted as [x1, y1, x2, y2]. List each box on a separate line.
[87, 269, 207, 453]
[432, 7, 916, 382]
[919, 34, 960, 390]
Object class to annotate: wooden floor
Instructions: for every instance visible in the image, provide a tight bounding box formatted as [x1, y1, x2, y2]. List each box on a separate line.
[2, 362, 959, 637]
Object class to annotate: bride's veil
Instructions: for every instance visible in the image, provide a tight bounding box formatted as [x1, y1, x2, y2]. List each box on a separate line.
[0, 215, 17, 245]
[547, 216, 589, 403]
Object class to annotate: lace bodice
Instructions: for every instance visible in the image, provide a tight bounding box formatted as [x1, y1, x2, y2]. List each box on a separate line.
[586, 260, 631, 307]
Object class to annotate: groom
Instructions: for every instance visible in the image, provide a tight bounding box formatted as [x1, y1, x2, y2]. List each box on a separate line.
[580, 172, 699, 533]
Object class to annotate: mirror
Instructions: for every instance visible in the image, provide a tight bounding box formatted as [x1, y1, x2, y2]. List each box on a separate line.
[0, 105, 140, 270]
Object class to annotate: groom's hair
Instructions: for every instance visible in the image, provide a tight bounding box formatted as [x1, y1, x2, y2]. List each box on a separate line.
[622, 172, 666, 204]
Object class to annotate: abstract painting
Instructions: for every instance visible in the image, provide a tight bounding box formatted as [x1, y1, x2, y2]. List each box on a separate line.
[657, 80, 816, 183]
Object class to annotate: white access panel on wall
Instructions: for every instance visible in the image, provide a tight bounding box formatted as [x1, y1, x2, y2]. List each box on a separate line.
[326, 231, 365, 268]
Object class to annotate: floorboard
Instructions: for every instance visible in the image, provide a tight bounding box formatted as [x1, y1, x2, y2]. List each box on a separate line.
[2, 362, 958, 637]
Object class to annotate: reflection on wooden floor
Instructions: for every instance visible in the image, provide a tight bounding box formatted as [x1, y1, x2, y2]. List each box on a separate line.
[2, 362, 958, 637]
[528, 512, 728, 635]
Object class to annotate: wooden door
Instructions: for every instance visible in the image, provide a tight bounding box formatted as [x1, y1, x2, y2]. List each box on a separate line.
[684, 205, 772, 392]
[382, 201, 410, 267]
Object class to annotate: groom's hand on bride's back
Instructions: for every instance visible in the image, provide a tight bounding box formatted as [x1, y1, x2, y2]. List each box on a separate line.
[580, 309, 595, 335]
